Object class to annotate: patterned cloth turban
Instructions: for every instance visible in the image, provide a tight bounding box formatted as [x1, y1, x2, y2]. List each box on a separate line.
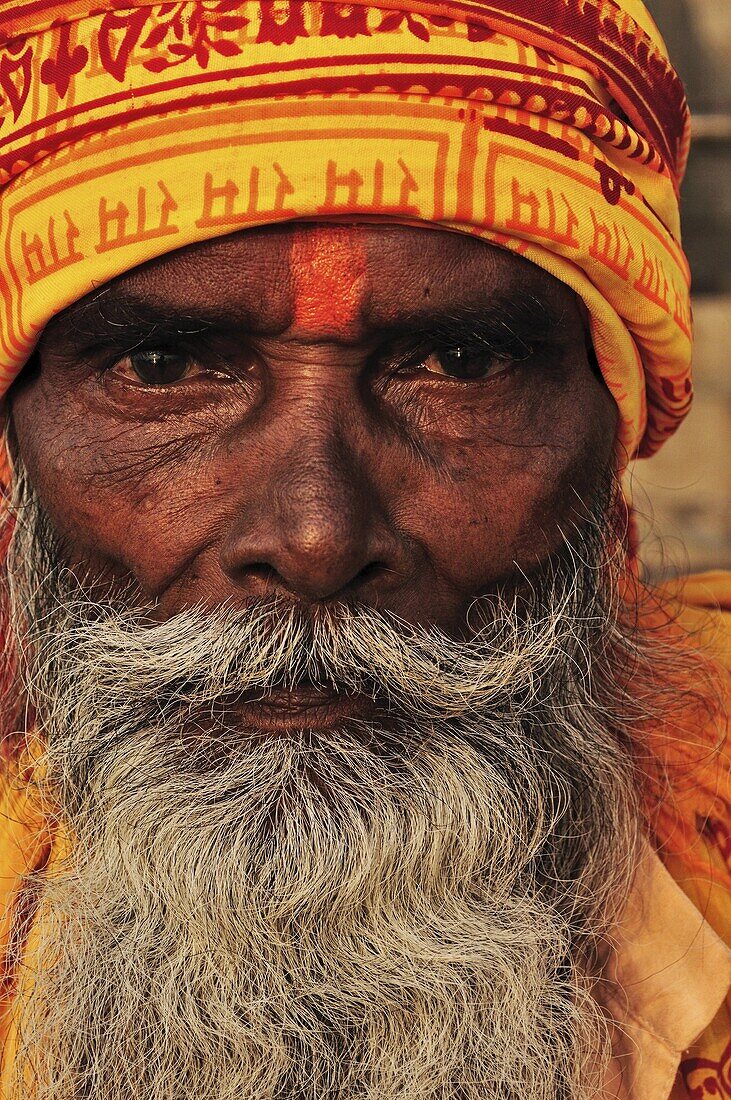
[0, 0, 691, 460]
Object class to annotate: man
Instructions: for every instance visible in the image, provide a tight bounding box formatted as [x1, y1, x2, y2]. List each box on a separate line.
[0, 1, 728, 1098]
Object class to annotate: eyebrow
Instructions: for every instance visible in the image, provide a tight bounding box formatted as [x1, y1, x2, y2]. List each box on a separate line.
[394, 295, 568, 345]
[44, 290, 240, 350]
[43, 285, 571, 352]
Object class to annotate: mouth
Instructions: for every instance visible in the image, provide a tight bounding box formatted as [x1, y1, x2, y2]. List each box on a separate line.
[237, 684, 379, 730]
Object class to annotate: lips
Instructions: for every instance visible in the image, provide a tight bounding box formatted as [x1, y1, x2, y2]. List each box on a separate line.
[238, 684, 377, 730]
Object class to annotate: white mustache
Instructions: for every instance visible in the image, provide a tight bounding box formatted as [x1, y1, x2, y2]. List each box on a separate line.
[23, 581, 591, 724]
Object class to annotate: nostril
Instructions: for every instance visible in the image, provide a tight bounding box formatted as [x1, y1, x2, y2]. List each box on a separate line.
[246, 563, 281, 586]
[357, 561, 387, 583]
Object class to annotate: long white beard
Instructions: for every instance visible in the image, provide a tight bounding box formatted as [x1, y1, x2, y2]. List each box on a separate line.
[3, 470, 641, 1100]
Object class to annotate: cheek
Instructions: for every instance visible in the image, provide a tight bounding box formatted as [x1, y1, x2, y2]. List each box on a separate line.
[9, 376, 235, 593]
[401, 375, 617, 590]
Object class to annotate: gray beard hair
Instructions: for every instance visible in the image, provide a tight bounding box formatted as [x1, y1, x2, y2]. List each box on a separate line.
[2, 466, 642, 1100]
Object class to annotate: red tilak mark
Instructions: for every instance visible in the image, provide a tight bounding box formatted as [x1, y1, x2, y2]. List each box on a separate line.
[289, 227, 368, 339]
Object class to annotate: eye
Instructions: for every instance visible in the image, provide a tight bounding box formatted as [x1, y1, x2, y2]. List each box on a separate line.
[114, 349, 198, 386]
[420, 346, 507, 381]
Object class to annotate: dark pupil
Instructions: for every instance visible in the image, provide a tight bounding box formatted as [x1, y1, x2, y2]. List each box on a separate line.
[438, 346, 491, 379]
[130, 350, 189, 385]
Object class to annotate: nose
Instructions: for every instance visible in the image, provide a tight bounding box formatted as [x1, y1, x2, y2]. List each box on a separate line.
[219, 417, 405, 603]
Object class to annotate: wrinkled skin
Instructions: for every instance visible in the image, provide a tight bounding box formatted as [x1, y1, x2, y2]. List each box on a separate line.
[9, 223, 617, 636]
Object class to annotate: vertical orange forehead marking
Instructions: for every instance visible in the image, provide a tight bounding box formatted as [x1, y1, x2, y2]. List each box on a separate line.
[289, 226, 368, 338]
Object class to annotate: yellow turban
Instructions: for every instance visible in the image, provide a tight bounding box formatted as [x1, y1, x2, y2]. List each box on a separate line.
[0, 0, 691, 460]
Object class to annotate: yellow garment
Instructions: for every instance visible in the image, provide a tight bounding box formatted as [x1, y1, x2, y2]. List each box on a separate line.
[0, 0, 691, 461]
[599, 841, 731, 1099]
[649, 574, 731, 1098]
[0, 574, 729, 1097]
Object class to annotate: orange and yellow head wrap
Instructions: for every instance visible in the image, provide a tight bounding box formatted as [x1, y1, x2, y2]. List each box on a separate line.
[0, 0, 691, 460]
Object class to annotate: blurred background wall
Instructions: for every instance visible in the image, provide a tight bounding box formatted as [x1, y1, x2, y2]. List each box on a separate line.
[633, 0, 730, 576]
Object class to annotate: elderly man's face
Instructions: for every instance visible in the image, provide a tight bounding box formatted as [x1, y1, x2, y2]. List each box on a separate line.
[4, 224, 634, 1100]
[11, 223, 615, 639]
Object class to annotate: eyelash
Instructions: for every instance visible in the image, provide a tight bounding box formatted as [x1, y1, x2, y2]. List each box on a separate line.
[100, 338, 220, 378]
[392, 333, 532, 372]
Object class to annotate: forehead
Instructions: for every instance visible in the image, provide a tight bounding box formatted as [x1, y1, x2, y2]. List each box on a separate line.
[46, 222, 582, 340]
